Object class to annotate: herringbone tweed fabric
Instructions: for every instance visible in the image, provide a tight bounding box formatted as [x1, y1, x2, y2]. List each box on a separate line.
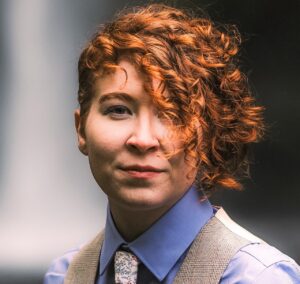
[64, 216, 250, 284]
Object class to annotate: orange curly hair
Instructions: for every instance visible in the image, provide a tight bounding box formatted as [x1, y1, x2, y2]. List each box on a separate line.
[77, 3, 264, 195]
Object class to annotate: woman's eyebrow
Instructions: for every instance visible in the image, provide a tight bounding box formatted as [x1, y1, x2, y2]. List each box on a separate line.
[98, 92, 135, 104]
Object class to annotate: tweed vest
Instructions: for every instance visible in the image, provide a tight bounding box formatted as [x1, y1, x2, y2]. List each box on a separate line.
[64, 208, 262, 284]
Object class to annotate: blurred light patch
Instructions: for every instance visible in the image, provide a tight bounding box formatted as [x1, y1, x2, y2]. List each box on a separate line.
[0, 0, 107, 277]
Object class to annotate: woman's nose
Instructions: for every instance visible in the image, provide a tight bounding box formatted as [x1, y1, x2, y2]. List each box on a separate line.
[125, 117, 160, 153]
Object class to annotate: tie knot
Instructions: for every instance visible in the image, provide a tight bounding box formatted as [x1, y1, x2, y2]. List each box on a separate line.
[114, 250, 140, 284]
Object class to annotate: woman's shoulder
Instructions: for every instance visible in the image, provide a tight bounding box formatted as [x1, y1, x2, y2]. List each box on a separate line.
[215, 208, 300, 283]
[43, 231, 104, 284]
[221, 241, 300, 283]
[43, 247, 80, 284]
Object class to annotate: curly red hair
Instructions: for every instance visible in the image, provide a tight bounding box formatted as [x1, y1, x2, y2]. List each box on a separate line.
[77, 4, 264, 195]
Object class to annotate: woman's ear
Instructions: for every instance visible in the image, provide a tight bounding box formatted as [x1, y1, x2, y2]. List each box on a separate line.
[74, 109, 88, 155]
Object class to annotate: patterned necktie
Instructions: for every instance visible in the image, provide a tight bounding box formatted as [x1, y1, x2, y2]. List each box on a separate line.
[114, 250, 140, 284]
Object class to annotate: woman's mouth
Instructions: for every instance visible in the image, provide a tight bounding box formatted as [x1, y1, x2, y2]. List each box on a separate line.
[119, 164, 164, 179]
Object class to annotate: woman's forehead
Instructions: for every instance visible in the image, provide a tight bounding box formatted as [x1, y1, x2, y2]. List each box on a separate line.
[96, 59, 168, 98]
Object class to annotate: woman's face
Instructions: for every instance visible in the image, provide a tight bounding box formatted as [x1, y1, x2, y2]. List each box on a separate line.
[75, 59, 197, 213]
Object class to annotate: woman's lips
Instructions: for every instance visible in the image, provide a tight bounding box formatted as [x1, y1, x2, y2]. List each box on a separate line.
[119, 165, 164, 179]
[123, 170, 162, 179]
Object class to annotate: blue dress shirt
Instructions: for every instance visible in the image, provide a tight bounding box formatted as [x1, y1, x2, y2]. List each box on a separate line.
[44, 186, 300, 283]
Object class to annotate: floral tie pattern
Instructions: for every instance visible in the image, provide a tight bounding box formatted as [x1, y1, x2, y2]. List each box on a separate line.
[114, 250, 140, 284]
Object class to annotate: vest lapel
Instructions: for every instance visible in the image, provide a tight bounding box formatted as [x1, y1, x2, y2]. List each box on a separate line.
[64, 231, 104, 284]
[173, 216, 250, 284]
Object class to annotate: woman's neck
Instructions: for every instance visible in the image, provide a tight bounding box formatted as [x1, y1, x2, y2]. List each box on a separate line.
[109, 202, 173, 242]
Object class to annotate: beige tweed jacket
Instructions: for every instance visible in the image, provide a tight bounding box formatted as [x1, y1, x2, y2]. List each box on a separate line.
[64, 208, 262, 284]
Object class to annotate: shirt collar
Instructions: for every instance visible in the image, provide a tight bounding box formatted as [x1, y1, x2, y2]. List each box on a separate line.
[99, 185, 214, 281]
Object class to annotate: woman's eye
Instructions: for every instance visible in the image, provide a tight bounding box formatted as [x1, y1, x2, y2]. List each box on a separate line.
[103, 105, 132, 118]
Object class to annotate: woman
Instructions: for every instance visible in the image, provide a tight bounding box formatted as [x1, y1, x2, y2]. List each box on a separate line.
[44, 3, 300, 283]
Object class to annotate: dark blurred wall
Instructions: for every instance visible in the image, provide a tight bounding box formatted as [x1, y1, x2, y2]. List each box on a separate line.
[197, 0, 300, 215]
[185, 0, 300, 263]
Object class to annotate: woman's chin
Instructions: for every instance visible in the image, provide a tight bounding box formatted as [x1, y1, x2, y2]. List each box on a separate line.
[108, 189, 174, 213]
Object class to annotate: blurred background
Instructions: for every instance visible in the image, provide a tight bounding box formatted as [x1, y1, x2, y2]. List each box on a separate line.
[0, 0, 299, 283]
